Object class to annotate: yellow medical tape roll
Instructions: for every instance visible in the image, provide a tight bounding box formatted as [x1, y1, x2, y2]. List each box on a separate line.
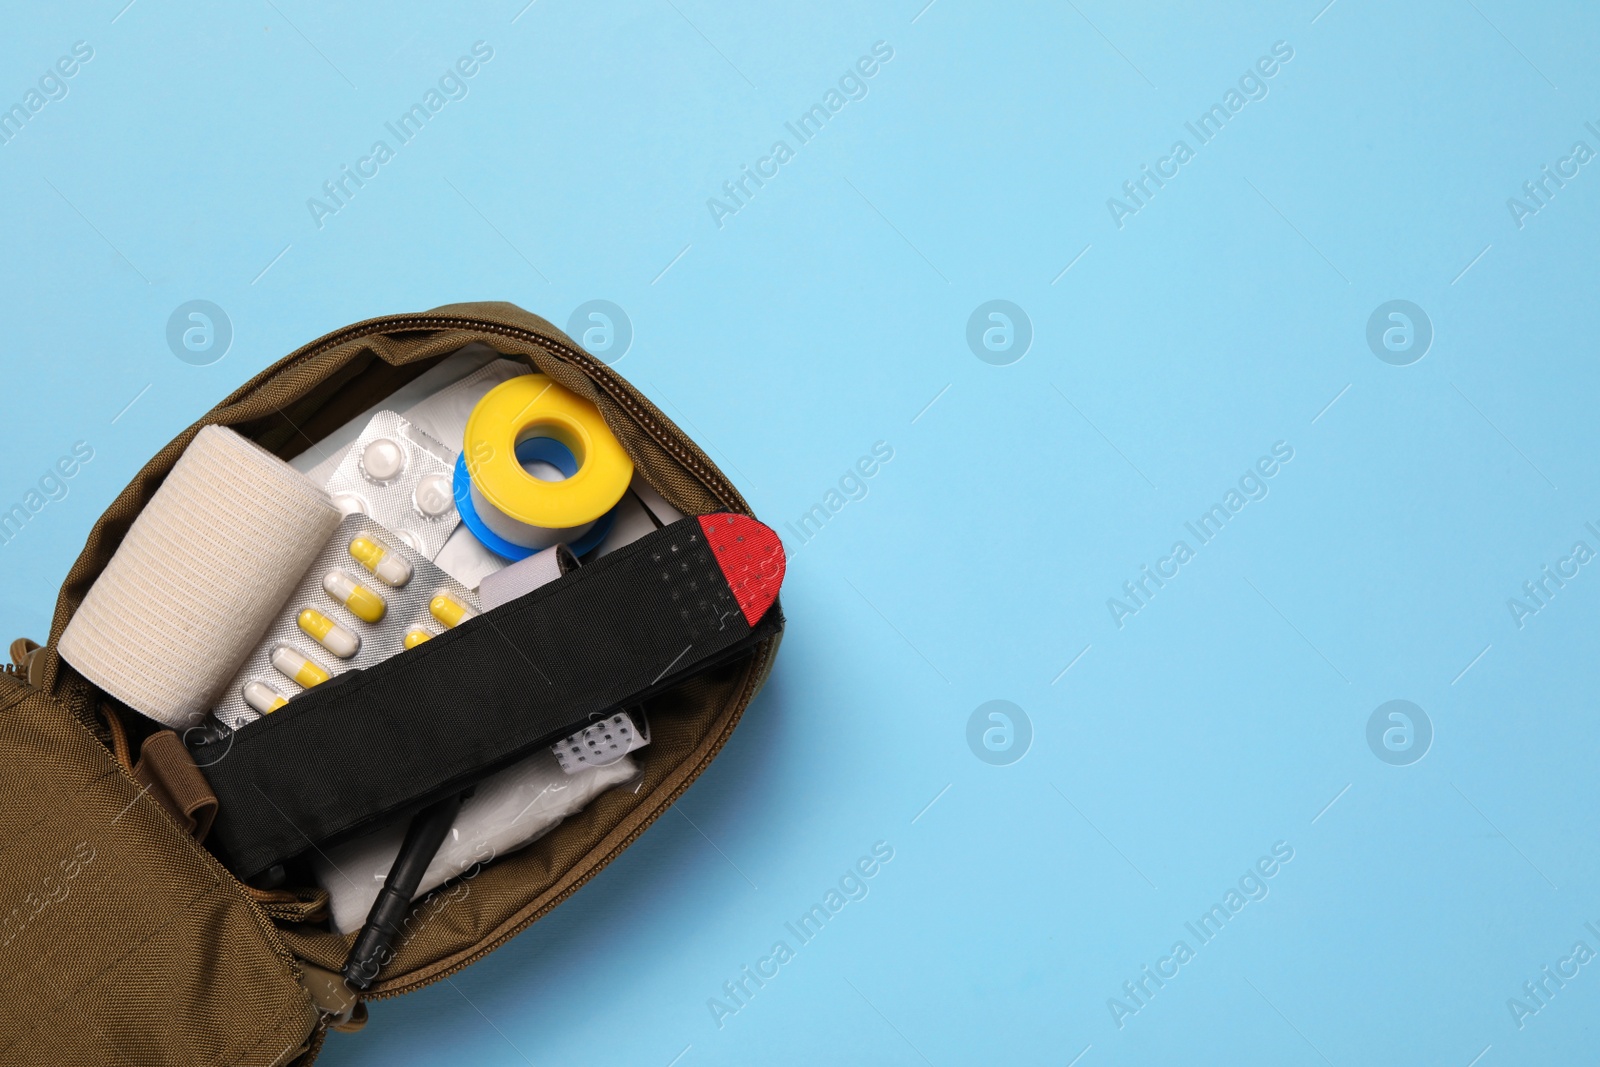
[462, 375, 634, 550]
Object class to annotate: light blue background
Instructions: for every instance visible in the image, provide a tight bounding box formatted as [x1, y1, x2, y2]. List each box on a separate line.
[3, 1, 1598, 1064]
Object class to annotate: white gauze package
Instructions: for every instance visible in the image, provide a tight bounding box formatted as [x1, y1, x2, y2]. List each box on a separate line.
[314, 750, 639, 933]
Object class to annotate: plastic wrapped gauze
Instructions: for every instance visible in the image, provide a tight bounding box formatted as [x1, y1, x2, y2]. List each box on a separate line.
[314, 750, 638, 933]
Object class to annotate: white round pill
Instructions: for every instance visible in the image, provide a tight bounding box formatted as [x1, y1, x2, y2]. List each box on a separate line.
[361, 438, 406, 482]
[414, 472, 454, 519]
[331, 492, 369, 517]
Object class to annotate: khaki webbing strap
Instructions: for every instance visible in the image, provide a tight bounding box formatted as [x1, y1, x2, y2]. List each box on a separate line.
[133, 729, 220, 842]
[10, 636, 37, 667]
[295, 963, 369, 1032]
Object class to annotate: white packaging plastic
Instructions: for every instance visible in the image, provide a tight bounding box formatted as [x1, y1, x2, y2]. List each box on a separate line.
[315, 750, 639, 933]
[401, 357, 529, 453]
[593, 476, 685, 557]
[291, 345, 506, 485]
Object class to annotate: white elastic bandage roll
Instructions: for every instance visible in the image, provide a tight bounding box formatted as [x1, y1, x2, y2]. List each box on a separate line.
[59, 425, 340, 729]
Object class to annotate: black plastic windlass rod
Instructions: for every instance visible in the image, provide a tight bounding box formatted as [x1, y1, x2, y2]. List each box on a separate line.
[341, 791, 466, 991]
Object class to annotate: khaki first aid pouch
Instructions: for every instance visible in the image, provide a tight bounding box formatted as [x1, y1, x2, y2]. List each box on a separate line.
[0, 302, 782, 1066]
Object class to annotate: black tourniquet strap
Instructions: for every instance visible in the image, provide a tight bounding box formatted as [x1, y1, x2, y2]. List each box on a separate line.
[195, 514, 783, 879]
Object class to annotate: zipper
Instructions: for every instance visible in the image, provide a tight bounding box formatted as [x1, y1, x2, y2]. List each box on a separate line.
[19, 310, 767, 1051]
[18, 676, 317, 1026]
[241, 314, 773, 1000]
[18, 684, 316, 1027]
[239, 314, 746, 513]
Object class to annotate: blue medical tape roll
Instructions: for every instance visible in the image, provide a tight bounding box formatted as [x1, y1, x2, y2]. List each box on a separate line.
[453, 438, 617, 560]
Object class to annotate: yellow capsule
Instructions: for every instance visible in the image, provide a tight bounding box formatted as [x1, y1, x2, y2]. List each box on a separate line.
[243, 680, 288, 715]
[298, 607, 360, 658]
[429, 592, 477, 629]
[403, 627, 434, 649]
[348, 535, 413, 587]
[323, 570, 387, 624]
[271, 645, 330, 689]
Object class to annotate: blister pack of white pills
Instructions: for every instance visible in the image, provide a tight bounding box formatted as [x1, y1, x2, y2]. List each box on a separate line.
[212, 513, 481, 729]
[552, 708, 651, 774]
[325, 411, 460, 561]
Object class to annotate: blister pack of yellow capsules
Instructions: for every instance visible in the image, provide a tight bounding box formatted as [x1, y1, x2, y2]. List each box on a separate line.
[212, 513, 479, 729]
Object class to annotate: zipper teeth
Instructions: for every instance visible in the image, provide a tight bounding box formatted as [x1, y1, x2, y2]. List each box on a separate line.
[87, 695, 309, 986]
[260, 316, 744, 511]
[15, 686, 311, 1021]
[260, 314, 766, 1000]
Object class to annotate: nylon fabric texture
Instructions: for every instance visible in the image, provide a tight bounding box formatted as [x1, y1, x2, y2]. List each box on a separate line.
[0, 680, 317, 1067]
[13, 303, 781, 1065]
[199, 514, 783, 879]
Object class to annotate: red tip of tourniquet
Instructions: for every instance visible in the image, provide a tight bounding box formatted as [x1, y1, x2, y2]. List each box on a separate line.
[700, 513, 785, 626]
